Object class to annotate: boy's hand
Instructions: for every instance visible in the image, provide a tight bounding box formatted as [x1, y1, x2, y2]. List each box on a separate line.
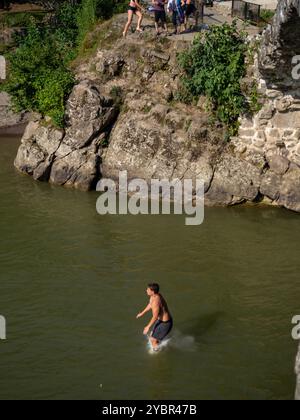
[143, 326, 150, 335]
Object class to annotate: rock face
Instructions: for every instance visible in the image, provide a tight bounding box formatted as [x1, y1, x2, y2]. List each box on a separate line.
[102, 100, 222, 193]
[14, 82, 118, 191]
[13, 11, 300, 212]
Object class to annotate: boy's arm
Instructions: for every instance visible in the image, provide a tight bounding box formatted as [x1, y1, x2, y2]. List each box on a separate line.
[136, 302, 151, 318]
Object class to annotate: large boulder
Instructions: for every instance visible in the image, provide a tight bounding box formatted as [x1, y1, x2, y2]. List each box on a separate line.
[14, 121, 64, 181]
[49, 140, 100, 191]
[63, 81, 118, 149]
[278, 166, 300, 212]
[14, 81, 118, 190]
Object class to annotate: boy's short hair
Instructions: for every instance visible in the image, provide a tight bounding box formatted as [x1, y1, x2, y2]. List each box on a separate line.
[148, 283, 160, 294]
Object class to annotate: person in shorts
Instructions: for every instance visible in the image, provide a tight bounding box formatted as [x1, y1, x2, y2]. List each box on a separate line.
[123, 0, 144, 37]
[184, 0, 196, 30]
[167, 0, 185, 34]
[136, 283, 173, 351]
[152, 0, 168, 35]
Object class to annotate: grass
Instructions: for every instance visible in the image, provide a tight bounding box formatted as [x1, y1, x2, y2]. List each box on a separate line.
[71, 16, 121, 68]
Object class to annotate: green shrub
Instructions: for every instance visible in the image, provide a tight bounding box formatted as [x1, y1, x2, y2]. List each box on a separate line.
[112, 0, 129, 14]
[2, 22, 75, 127]
[177, 22, 248, 135]
[77, 0, 97, 43]
[1, 0, 128, 127]
[0, 11, 47, 28]
[34, 69, 75, 126]
[260, 9, 275, 23]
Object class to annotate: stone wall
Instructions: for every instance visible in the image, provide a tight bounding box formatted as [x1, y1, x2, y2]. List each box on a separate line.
[237, 0, 300, 161]
[237, 87, 300, 167]
[232, 0, 300, 210]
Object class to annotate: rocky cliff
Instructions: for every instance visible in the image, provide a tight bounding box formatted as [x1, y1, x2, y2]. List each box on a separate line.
[13, 8, 300, 211]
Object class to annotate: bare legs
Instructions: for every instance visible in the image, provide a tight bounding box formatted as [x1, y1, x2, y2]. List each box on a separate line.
[155, 21, 168, 35]
[136, 10, 143, 31]
[123, 10, 134, 37]
[123, 10, 143, 37]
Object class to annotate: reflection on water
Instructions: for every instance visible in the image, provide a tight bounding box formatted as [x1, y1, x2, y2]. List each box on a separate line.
[0, 135, 299, 400]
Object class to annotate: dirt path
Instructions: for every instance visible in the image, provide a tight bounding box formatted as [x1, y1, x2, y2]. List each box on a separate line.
[139, 5, 261, 42]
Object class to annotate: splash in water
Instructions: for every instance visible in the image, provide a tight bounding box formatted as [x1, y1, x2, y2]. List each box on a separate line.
[146, 329, 197, 355]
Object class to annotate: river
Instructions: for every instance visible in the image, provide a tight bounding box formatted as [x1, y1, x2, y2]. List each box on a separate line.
[0, 134, 299, 400]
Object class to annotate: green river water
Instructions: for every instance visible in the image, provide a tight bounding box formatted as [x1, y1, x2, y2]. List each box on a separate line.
[0, 135, 299, 400]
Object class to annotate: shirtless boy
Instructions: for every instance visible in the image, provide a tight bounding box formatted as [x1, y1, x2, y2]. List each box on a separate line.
[136, 283, 173, 350]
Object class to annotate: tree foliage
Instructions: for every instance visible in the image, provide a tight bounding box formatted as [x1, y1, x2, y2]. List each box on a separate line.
[1, 0, 129, 126]
[178, 22, 248, 134]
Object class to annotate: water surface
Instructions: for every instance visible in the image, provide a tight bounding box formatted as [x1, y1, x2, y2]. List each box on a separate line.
[0, 135, 299, 400]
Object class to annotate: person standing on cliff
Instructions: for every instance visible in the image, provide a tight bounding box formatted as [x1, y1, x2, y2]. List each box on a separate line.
[136, 283, 173, 351]
[183, 0, 196, 31]
[123, 0, 144, 37]
[194, 0, 204, 29]
[167, 0, 185, 35]
[152, 0, 168, 36]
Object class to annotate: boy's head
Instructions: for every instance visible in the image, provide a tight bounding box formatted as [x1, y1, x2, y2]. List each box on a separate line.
[146, 283, 160, 296]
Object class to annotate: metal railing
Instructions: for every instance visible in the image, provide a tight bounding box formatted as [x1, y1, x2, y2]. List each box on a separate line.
[231, 0, 261, 24]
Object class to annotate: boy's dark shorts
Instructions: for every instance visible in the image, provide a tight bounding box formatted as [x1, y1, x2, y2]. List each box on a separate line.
[151, 318, 173, 341]
[155, 10, 167, 24]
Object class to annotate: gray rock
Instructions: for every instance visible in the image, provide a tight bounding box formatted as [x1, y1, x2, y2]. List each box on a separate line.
[14, 140, 46, 176]
[278, 167, 300, 212]
[95, 51, 125, 77]
[33, 157, 54, 182]
[14, 123, 64, 180]
[101, 105, 220, 189]
[205, 152, 261, 205]
[14, 81, 117, 190]
[64, 82, 117, 149]
[267, 155, 290, 175]
[50, 141, 99, 191]
[260, 171, 281, 200]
